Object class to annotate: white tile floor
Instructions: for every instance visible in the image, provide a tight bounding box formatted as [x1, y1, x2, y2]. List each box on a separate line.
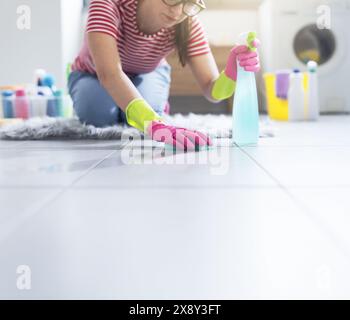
[0, 115, 350, 299]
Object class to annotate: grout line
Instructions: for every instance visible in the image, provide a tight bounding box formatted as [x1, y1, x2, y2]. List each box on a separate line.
[0, 141, 28, 149]
[239, 146, 350, 261]
[66, 184, 280, 190]
[242, 145, 350, 148]
[2, 184, 350, 190]
[0, 185, 74, 189]
[67, 150, 118, 187]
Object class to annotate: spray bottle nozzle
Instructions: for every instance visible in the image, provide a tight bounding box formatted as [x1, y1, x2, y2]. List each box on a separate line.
[247, 32, 257, 51]
[238, 31, 257, 52]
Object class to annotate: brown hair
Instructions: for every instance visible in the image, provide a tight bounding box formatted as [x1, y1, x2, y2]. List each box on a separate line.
[175, 17, 192, 67]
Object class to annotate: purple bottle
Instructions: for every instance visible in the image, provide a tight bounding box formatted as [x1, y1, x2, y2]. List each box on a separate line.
[275, 70, 291, 100]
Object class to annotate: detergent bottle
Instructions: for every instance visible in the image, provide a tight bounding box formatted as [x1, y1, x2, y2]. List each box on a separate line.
[31, 94, 48, 117]
[232, 32, 259, 146]
[307, 61, 320, 121]
[54, 90, 64, 117]
[288, 70, 305, 121]
[14, 89, 30, 119]
[2, 91, 14, 118]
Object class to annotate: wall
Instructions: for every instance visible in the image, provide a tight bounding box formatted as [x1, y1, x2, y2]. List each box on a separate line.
[61, 0, 85, 86]
[206, 0, 262, 10]
[200, 10, 259, 45]
[0, 0, 83, 90]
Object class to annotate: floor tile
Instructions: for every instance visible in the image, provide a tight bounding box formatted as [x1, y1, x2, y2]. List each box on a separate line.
[259, 116, 350, 147]
[74, 147, 277, 188]
[0, 188, 62, 242]
[0, 149, 115, 187]
[0, 188, 349, 299]
[0, 141, 28, 149]
[243, 146, 350, 187]
[17, 140, 125, 151]
[288, 187, 350, 255]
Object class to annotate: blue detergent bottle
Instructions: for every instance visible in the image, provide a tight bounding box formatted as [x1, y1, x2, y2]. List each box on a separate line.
[2, 91, 14, 118]
[232, 32, 259, 146]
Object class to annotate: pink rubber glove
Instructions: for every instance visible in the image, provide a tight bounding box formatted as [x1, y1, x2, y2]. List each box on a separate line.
[225, 39, 261, 81]
[147, 121, 212, 151]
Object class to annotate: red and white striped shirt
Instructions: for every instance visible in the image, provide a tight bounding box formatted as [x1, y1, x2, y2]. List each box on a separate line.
[72, 0, 211, 75]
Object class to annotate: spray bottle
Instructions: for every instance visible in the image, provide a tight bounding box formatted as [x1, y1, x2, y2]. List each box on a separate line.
[232, 32, 259, 146]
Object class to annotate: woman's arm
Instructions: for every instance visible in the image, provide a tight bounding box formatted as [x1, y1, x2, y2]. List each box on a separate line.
[187, 52, 221, 103]
[87, 32, 142, 111]
[188, 42, 261, 103]
[87, 31, 211, 149]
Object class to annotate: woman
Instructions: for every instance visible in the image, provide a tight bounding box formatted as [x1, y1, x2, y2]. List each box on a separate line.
[69, 0, 260, 150]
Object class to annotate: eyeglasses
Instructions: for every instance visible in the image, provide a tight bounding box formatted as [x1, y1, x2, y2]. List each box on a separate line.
[162, 0, 206, 17]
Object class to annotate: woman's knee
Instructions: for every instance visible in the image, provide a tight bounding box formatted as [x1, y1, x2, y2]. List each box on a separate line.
[69, 72, 120, 127]
[75, 98, 119, 127]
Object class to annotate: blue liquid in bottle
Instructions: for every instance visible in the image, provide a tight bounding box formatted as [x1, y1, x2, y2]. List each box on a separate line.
[232, 33, 259, 146]
[2, 91, 14, 118]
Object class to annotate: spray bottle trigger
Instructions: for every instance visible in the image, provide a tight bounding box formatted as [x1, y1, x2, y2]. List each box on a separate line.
[247, 32, 257, 52]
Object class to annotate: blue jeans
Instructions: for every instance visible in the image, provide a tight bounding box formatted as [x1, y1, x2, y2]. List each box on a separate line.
[68, 63, 171, 127]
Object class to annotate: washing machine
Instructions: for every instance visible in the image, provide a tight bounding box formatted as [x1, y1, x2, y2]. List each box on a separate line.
[259, 0, 350, 113]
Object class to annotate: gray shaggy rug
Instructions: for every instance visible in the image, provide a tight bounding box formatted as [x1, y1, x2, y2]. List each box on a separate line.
[0, 114, 273, 140]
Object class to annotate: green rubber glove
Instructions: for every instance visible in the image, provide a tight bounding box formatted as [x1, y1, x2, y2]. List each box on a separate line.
[125, 98, 162, 132]
[211, 71, 236, 100]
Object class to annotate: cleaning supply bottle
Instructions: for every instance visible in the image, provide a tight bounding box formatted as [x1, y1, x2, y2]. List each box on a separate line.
[275, 70, 291, 99]
[232, 32, 259, 146]
[46, 93, 57, 117]
[0, 92, 3, 119]
[14, 89, 30, 119]
[31, 94, 47, 117]
[54, 90, 64, 117]
[288, 70, 305, 121]
[307, 61, 319, 121]
[41, 74, 57, 93]
[34, 68, 47, 86]
[2, 91, 14, 118]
